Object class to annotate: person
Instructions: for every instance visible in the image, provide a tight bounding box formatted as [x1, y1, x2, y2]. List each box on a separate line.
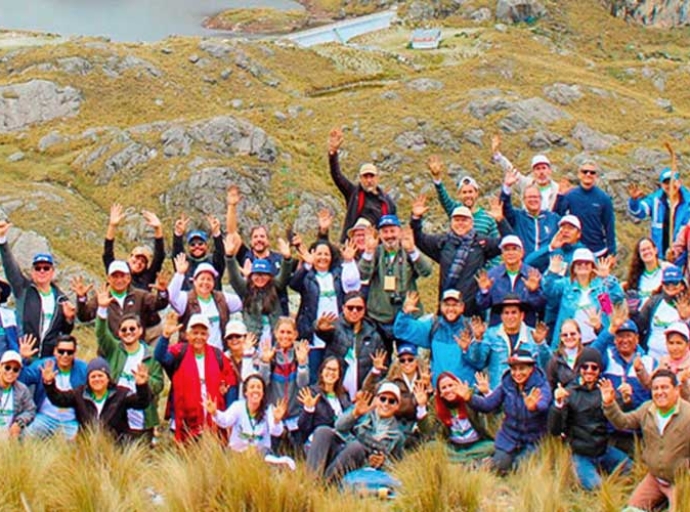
[410, 195, 502, 315]
[327, 128, 397, 243]
[475, 235, 546, 327]
[346, 218, 372, 261]
[0, 350, 36, 438]
[548, 347, 632, 490]
[358, 215, 431, 352]
[656, 322, 690, 377]
[628, 167, 690, 257]
[544, 248, 624, 345]
[602, 369, 690, 512]
[306, 382, 406, 482]
[459, 349, 552, 474]
[222, 320, 259, 393]
[0, 280, 18, 357]
[625, 237, 670, 315]
[19, 334, 86, 440]
[206, 374, 287, 454]
[545, 320, 584, 390]
[73, 260, 169, 340]
[297, 356, 352, 445]
[394, 289, 478, 385]
[560, 161, 616, 257]
[102, 203, 165, 291]
[416, 371, 494, 464]
[291, 238, 360, 381]
[168, 256, 242, 350]
[225, 233, 292, 343]
[94, 285, 164, 442]
[314, 292, 385, 400]
[427, 155, 499, 237]
[172, 212, 225, 291]
[0, 220, 75, 358]
[41, 356, 151, 441]
[154, 313, 238, 443]
[524, 214, 587, 274]
[466, 296, 551, 389]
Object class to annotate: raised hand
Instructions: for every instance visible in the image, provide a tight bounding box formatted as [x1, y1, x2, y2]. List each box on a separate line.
[474, 372, 490, 395]
[243, 332, 258, 354]
[475, 270, 493, 292]
[548, 254, 564, 274]
[523, 387, 542, 411]
[617, 380, 633, 404]
[317, 209, 333, 233]
[413, 380, 428, 407]
[0, 220, 11, 238]
[455, 380, 472, 401]
[558, 178, 574, 196]
[411, 194, 429, 218]
[454, 330, 472, 351]
[402, 291, 420, 315]
[260, 338, 276, 364]
[522, 268, 542, 293]
[40, 359, 57, 384]
[470, 316, 486, 341]
[487, 196, 504, 222]
[633, 355, 643, 373]
[162, 311, 184, 339]
[341, 239, 357, 262]
[370, 349, 388, 372]
[206, 215, 221, 237]
[491, 134, 501, 154]
[173, 253, 189, 275]
[295, 340, 310, 366]
[675, 292, 690, 320]
[594, 255, 614, 279]
[368, 452, 385, 469]
[328, 127, 344, 154]
[297, 387, 321, 409]
[363, 227, 379, 254]
[554, 382, 570, 403]
[223, 231, 243, 258]
[174, 212, 190, 237]
[504, 168, 520, 188]
[150, 269, 171, 293]
[400, 226, 415, 253]
[531, 321, 549, 345]
[132, 363, 150, 385]
[598, 378, 616, 406]
[96, 283, 114, 308]
[427, 155, 445, 180]
[276, 237, 291, 259]
[353, 390, 374, 418]
[315, 312, 338, 332]
[296, 245, 315, 266]
[70, 276, 93, 298]
[240, 258, 252, 278]
[584, 308, 602, 332]
[273, 397, 289, 423]
[18, 334, 39, 360]
[226, 185, 242, 206]
[142, 209, 161, 229]
[627, 183, 644, 200]
[109, 203, 125, 227]
[609, 304, 629, 333]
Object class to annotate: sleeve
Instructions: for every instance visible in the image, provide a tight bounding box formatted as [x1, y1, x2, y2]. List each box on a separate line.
[627, 194, 653, 220]
[468, 386, 505, 413]
[14, 386, 36, 427]
[150, 236, 166, 275]
[524, 245, 551, 273]
[288, 265, 308, 294]
[273, 257, 293, 291]
[0, 242, 31, 294]
[547, 401, 568, 436]
[95, 311, 118, 359]
[543, 272, 567, 303]
[223, 293, 243, 314]
[434, 181, 457, 217]
[297, 399, 317, 435]
[392, 312, 432, 349]
[604, 276, 625, 305]
[267, 406, 285, 437]
[18, 360, 41, 386]
[334, 408, 359, 433]
[226, 256, 248, 297]
[534, 379, 553, 412]
[501, 189, 518, 227]
[212, 401, 241, 429]
[535, 341, 553, 371]
[603, 400, 645, 431]
[467, 340, 491, 371]
[43, 380, 77, 408]
[604, 196, 617, 255]
[340, 260, 361, 293]
[125, 383, 152, 410]
[167, 272, 189, 314]
[410, 251, 433, 278]
[329, 152, 356, 200]
[361, 368, 384, 394]
[172, 233, 184, 261]
[211, 234, 226, 282]
[147, 287, 169, 313]
[410, 216, 441, 262]
[146, 359, 165, 396]
[102, 238, 115, 274]
[358, 251, 375, 283]
[153, 336, 177, 374]
[296, 363, 310, 388]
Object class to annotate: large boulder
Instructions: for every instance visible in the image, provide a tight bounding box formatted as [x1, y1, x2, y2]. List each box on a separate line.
[0, 80, 82, 132]
[496, 0, 547, 23]
[605, 0, 690, 27]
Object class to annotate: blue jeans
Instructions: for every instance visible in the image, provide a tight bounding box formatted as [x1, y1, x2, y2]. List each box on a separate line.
[572, 446, 632, 490]
[23, 413, 79, 440]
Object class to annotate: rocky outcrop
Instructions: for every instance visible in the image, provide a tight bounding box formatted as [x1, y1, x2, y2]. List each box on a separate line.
[496, 0, 547, 23]
[0, 80, 82, 132]
[605, 0, 690, 27]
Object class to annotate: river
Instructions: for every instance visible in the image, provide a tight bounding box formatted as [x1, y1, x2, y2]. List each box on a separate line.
[0, 0, 304, 42]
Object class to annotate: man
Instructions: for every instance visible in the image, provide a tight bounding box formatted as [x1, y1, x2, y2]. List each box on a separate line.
[467, 296, 551, 389]
[561, 161, 616, 257]
[19, 334, 87, 440]
[314, 292, 384, 400]
[306, 382, 406, 482]
[172, 212, 225, 291]
[328, 128, 397, 243]
[427, 155, 499, 237]
[394, 289, 480, 385]
[0, 220, 75, 358]
[95, 285, 164, 442]
[0, 280, 18, 357]
[410, 196, 502, 316]
[500, 170, 560, 255]
[358, 214, 432, 351]
[548, 347, 632, 490]
[102, 203, 166, 291]
[347, 218, 372, 260]
[74, 261, 168, 339]
[628, 167, 690, 257]
[524, 214, 586, 273]
[475, 235, 546, 327]
[602, 369, 690, 512]
[0, 350, 36, 438]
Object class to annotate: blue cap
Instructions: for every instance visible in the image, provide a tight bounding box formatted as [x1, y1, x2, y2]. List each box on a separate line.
[659, 167, 679, 183]
[662, 265, 684, 284]
[378, 215, 401, 229]
[32, 253, 54, 266]
[616, 319, 638, 335]
[187, 230, 208, 244]
[397, 344, 418, 357]
[251, 259, 272, 275]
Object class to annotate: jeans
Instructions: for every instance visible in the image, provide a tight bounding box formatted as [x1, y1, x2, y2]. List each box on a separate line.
[572, 446, 632, 490]
[23, 413, 79, 440]
[491, 443, 538, 474]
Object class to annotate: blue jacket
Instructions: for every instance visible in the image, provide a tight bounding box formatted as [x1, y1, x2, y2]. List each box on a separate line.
[561, 186, 616, 255]
[501, 189, 560, 255]
[20, 357, 88, 411]
[393, 312, 482, 385]
[469, 366, 552, 454]
[467, 322, 552, 389]
[628, 186, 690, 254]
[524, 241, 587, 274]
[0, 306, 19, 355]
[475, 263, 546, 327]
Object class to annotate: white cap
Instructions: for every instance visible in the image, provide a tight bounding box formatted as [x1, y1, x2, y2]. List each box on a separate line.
[665, 321, 690, 341]
[500, 235, 524, 250]
[441, 289, 462, 302]
[376, 382, 401, 401]
[531, 155, 551, 168]
[193, 263, 219, 279]
[558, 215, 582, 230]
[451, 206, 473, 218]
[188, 314, 211, 330]
[224, 320, 248, 338]
[108, 260, 130, 275]
[572, 248, 595, 264]
[457, 176, 479, 190]
[0, 350, 22, 367]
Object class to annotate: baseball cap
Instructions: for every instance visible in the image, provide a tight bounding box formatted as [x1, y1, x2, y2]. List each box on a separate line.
[108, 260, 130, 275]
[572, 248, 595, 264]
[507, 349, 536, 366]
[616, 319, 639, 335]
[662, 265, 684, 284]
[531, 155, 551, 168]
[188, 313, 211, 330]
[500, 235, 523, 250]
[193, 263, 219, 279]
[441, 289, 462, 302]
[32, 253, 54, 266]
[665, 321, 690, 341]
[130, 246, 153, 268]
[457, 175, 479, 190]
[251, 259, 273, 275]
[224, 320, 248, 338]
[558, 215, 582, 230]
[187, 230, 208, 244]
[359, 163, 378, 176]
[659, 167, 679, 183]
[378, 215, 401, 229]
[451, 206, 473, 218]
[376, 382, 401, 401]
[397, 344, 418, 357]
[0, 350, 22, 367]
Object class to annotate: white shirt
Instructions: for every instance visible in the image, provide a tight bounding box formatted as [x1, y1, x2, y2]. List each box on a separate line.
[39, 291, 56, 339]
[648, 300, 680, 361]
[117, 345, 146, 430]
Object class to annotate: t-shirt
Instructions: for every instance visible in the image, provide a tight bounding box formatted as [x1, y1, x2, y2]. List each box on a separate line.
[198, 297, 222, 350]
[110, 290, 127, 309]
[649, 300, 680, 361]
[313, 272, 338, 349]
[655, 405, 677, 435]
[639, 268, 663, 308]
[117, 345, 146, 430]
[324, 393, 343, 420]
[39, 290, 56, 339]
[573, 285, 596, 344]
[0, 387, 14, 434]
[448, 410, 480, 446]
[41, 370, 77, 422]
[195, 354, 208, 411]
[92, 393, 108, 417]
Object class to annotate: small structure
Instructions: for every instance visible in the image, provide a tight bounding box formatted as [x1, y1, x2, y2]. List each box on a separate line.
[410, 29, 441, 50]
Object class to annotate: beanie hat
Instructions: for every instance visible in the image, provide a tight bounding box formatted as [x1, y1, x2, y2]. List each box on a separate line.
[87, 357, 112, 380]
[576, 347, 603, 369]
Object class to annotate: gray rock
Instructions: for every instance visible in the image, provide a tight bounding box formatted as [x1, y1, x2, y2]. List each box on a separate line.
[629, 147, 669, 169]
[406, 78, 444, 92]
[187, 116, 277, 162]
[381, 91, 399, 100]
[606, 0, 690, 27]
[463, 129, 485, 147]
[571, 122, 620, 151]
[656, 98, 673, 112]
[528, 130, 568, 150]
[543, 83, 583, 105]
[466, 97, 512, 119]
[114, 55, 162, 77]
[161, 48, 173, 55]
[470, 7, 493, 22]
[0, 80, 82, 132]
[231, 99, 243, 109]
[395, 131, 427, 152]
[98, 142, 157, 185]
[202, 75, 217, 84]
[495, 23, 508, 32]
[56, 57, 93, 76]
[161, 126, 192, 157]
[188, 54, 200, 64]
[274, 111, 288, 122]
[499, 112, 530, 133]
[199, 40, 234, 59]
[511, 97, 571, 124]
[496, 0, 547, 24]
[38, 131, 68, 152]
[220, 69, 233, 80]
[235, 50, 280, 87]
[7, 152, 25, 162]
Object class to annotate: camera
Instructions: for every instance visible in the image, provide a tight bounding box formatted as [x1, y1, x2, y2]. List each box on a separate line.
[389, 293, 403, 306]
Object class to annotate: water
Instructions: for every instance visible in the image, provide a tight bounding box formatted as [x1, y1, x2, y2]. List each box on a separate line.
[0, 0, 304, 42]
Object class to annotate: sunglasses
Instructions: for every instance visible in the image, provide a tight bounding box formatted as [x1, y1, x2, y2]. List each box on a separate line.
[378, 395, 398, 405]
[119, 326, 138, 333]
[56, 349, 75, 356]
[398, 356, 415, 363]
[580, 363, 600, 371]
[345, 305, 365, 312]
[561, 332, 579, 338]
[189, 241, 206, 248]
[3, 365, 20, 373]
[580, 170, 597, 176]
[33, 265, 53, 272]
[226, 334, 245, 340]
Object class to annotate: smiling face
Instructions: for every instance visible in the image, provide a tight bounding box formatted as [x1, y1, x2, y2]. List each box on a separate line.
[379, 225, 401, 251]
[638, 239, 658, 265]
[88, 370, 109, 395]
[532, 163, 552, 186]
[560, 320, 582, 350]
[274, 320, 297, 350]
[225, 333, 245, 357]
[187, 325, 209, 354]
[578, 361, 601, 386]
[559, 223, 581, 244]
[651, 375, 679, 413]
[376, 392, 400, 419]
[662, 281, 684, 298]
[193, 272, 215, 298]
[438, 375, 459, 402]
[502, 244, 524, 268]
[450, 215, 473, 237]
[343, 297, 366, 325]
[313, 244, 333, 272]
[501, 305, 523, 333]
[666, 333, 689, 361]
[350, 229, 367, 251]
[0, 362, 21, 387]
[578, 165, 598, 189]
[31, 263, 55, 288]
[359, 172, 379, 193]
[107, 271, 131, 294]
[250, 272, 271, 289]
[572, 260, 594, 282]
[398, 353, 418, 376]
[188, 238, 208, 258]
[523, 185, 542, 215]
[54, 340, 76, 371]
[118, 318, 142, 347]
[128, 255, 148, 274]
[250, 227, 269, 255]
[244, 377, 265, 410]
[320, 359, 341, 387]
[615, 331, 639, 358]
[458, 184, 478, 209]
[440, 298, 464, 323]
[509, 363, 534, 387]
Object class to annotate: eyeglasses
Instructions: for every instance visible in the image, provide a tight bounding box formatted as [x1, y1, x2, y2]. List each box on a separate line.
[33, 265, 53, 272]
[119, 326, 138, 333]
[56, 349, 75, 356]
[580, 170, 597, 176]
[398, 357, 415, 364]
[189, 241, 206, 248]
[378, 395, 398, 405]
[345, 305, 365, 312]
[3, 365, 20, 373]
[561, 332, 579, 338]
[226, 334, 244, 340]
[580, 363, 599, 371]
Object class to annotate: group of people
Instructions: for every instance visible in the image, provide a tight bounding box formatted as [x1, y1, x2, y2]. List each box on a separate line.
[0, 128, 689, 511]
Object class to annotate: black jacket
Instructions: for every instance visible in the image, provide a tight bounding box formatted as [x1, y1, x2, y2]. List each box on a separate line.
[545, 352, 579, 391]
[172, 232, 225, 291]
[297, 384, 351, 440]
[290, 265, 346, 342]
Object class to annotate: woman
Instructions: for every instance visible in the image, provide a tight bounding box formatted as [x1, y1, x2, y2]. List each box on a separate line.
[222, 319, 258, 394]
[417, 371, 494, 464]
[290, 239, 360, 381]
[544, 248, 624, 345]
[206, 374, 287, 453]
[0, 350, 35, 438]
[168, 254, 242, 350]
[545, 320, 583, 390]
[625, 237, 669, 313]
[297, 356, 351, 444]
[225, 234, 293, 343]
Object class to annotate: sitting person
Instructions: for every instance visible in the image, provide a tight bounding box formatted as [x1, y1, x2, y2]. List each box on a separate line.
[0, 279, 18, 357]
[545, 320, 585, 390]
[657, 322, 690, 377]
[222, 320, 259, 393]
[0, 350, 36, 438]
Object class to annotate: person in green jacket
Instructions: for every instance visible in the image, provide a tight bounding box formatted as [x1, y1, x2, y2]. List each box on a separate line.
[94, 284, 163, 443]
